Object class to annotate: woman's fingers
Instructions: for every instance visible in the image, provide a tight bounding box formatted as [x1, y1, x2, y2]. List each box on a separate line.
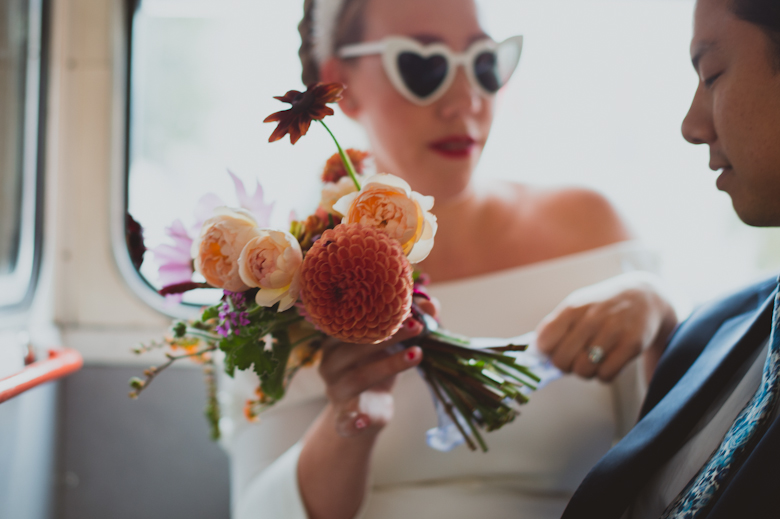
[327, 346, 422, 403]
[536, 305, 580, 357]
[548, 306, 603, 372]
[537, 273, 677, 383]
[544, 297, 651, 381]
[597, 335, 642, 382]
[416, 297, 439, 321]
[320, 320, 423, 383]
[571, 317, 622, 379]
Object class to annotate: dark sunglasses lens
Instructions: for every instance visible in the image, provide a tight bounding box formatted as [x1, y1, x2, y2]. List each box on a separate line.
[398, 52, 448, 99]
[474, 51, 500, 93]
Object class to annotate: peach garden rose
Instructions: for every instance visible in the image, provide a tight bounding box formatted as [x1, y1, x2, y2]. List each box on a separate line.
[238, 229, 303, 312]
[333, 173, 437, 264]
[319, 174, 364, 216]
[192, 208, 260, 292]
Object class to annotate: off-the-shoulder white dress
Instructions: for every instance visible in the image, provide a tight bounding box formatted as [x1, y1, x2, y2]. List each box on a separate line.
[220, 242, 657, 519]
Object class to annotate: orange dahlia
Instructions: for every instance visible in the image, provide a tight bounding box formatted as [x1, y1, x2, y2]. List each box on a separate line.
[322, 149, 370, 183]
[299, 223, 413, 344]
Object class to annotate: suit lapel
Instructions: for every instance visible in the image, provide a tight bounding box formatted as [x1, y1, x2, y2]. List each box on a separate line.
[563, 288, 776, 519]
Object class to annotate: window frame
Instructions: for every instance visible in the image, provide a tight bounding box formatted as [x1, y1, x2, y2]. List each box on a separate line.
[111, 0, 198, 320]
[0, 0, 48, 314]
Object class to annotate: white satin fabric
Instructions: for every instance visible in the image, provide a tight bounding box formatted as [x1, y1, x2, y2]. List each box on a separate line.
[220, 241, 657, 519]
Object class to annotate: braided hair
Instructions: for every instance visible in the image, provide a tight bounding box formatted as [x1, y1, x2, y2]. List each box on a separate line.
[298, 0, 371, 85]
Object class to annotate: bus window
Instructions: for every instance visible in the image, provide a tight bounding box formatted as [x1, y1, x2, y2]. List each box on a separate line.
[125, 0, 780, 311]
[0, 0, 43, 310]
[125, 0, 364, 311]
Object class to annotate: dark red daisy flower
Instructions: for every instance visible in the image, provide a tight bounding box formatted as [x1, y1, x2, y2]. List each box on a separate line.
[264, 83, 345, 144]
[125, 213, 146, 271]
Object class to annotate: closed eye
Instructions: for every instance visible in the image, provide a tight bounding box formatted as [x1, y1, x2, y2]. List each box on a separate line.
[704, 72, 722, 88]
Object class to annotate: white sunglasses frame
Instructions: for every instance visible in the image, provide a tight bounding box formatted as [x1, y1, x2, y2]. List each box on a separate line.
[338, 35, 524, 106]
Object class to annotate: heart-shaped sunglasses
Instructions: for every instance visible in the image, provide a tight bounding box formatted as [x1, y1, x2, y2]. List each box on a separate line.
[338, 35, 523, 106]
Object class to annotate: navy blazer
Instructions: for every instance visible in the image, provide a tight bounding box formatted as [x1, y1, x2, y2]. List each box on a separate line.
[562, 276, 780, 519]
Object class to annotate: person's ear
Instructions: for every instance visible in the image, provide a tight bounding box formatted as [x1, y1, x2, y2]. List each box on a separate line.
[320, 58, 360, 118]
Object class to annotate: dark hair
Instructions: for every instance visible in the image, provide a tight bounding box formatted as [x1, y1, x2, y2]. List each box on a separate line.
[298, 0, 371, 85]
[731, 0, 780, 68]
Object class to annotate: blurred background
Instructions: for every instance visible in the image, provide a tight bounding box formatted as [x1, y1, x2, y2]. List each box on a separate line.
[2, 0, 780, 518]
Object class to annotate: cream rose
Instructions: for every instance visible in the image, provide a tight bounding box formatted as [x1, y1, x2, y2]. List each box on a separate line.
[333, 173, 437, 263]
[319, 174, 364, 215]
[192, 208, 260, 292]
[238, 230, 303, 312]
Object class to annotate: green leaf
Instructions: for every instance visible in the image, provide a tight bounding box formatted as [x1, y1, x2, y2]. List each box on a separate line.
[201, 304, 221, 322]
[172, 321, 187, 338]
[261, 328, 293, 402]
[220, 330, 277, 380]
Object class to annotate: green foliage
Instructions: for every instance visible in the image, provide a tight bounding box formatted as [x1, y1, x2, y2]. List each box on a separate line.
[220, 326, 277, 380]
[173, 321, 187, 338]
[203, 361, 221, 441]
[260, 328, 292, 401]
[200, 304, 220, 322]
[135, 284, 542, 451]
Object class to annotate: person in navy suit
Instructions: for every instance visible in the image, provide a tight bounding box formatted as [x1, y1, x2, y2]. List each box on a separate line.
[557, 0, 780, 517]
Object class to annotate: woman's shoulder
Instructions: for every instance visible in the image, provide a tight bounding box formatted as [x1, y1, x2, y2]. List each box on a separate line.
[480, 181, 633, 250]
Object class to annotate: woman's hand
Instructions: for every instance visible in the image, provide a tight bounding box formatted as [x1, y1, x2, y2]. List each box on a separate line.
[535, 272, 677, 383]
[298, 298, 437, 519]
[318, 324, 420, 438]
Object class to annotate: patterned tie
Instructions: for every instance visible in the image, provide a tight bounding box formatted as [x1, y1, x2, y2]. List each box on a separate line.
[661, 280, 780, 519]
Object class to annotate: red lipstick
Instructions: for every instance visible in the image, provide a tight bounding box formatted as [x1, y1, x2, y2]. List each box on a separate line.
[428, 135, 477, 159]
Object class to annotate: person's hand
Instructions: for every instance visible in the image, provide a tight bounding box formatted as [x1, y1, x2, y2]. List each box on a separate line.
[318, 298, 438, 437]
[535, 272, 677, 382]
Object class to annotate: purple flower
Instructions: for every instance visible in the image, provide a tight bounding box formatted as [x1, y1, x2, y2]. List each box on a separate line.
[216, 323, 230, 338]
[154, 193, 225, 302]
[153, 220, 197, 303]
[216, 291, 252, 337]
[228, 171, 274, 227]
[193, 193, 225, 231]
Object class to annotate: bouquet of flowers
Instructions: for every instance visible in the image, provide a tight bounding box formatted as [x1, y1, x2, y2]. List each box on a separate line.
[129, 83, 547, 452]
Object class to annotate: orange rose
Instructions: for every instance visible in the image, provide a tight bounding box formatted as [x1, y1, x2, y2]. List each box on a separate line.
[332, 174, 437, 263]
[192, 208, 260, 292]
[319, 174, 364, 216]
[238, 230, 303, 312]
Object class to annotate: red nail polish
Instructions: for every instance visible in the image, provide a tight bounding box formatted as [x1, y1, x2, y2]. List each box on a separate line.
[355, 417, 368, 430]
[407, 319, 417, 329]
[406, 349, 417, 361]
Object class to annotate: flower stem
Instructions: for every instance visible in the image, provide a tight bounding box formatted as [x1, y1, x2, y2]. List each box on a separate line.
[129, 345, 217, 398]
[185, 328, 222, 342]
[318, 119, 361, 191]
[203, 359, 221, 441]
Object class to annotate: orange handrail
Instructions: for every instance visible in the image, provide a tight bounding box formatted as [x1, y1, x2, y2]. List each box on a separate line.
[0, 348, 83, 404]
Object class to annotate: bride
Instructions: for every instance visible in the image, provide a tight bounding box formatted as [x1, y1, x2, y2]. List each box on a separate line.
[221, 0, 678, 517]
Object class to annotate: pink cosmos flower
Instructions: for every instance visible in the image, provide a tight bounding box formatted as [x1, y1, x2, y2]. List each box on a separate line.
[228, 170, 274, 228]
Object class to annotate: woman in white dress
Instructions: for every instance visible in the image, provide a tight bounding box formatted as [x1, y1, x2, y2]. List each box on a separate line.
[222, 0, 678, 517]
